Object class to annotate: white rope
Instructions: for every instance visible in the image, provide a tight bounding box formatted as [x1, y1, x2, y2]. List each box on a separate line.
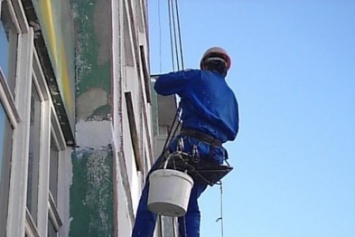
[158, 0, 162, 72]
[216, 182, 225, 237]
[174, 0, 184, 69]
[164, 0, 186, 235]
[168, 0, 184, 71]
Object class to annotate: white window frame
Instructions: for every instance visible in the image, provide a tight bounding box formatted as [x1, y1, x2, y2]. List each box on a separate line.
[0, 1, 27, 236]
[46, 106, 66, 236]
[51, 104, 68, 237]
[123, 0, 135, 67]
[0, 69, 19, 126]
[0, 72, 16, 237]
[1, 1, 71, 237]
[4, 0, 33, 234]
[31, 48, 52, 237]
[25, 208, 40, 237]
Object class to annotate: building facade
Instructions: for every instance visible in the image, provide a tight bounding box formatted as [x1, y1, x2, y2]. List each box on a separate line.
[0, 0, 177, 236]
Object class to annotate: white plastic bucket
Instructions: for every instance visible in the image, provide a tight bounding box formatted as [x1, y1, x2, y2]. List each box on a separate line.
[148, 169, 194, 217]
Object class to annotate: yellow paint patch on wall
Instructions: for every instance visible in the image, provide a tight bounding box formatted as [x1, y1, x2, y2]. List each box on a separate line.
[38, 0, 74, 114]
[39, 0, 58, 67]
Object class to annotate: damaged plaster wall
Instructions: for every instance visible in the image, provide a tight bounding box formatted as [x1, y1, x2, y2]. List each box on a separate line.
[70, 0, 114, 236]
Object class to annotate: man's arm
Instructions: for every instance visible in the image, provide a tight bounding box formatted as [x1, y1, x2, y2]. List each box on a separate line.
[154, 69, 200, 96]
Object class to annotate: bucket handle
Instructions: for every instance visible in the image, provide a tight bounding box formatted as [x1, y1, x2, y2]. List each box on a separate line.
[163, 151, 188, 174]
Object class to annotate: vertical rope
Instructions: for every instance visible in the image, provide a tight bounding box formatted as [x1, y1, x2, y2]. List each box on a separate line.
[166, 0, 186, 235]
[170, 0, 180, 71]
[174, 0, 184, 69]
[216, 182, 224, 237]
[158, 0, 162, 72]
[168, 0, 176, 71]
[168, 0, 184, 71]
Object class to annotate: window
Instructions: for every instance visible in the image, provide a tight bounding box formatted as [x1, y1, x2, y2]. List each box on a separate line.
[0, 103, 7, 180]
[125, 91, 142, 171]
[47, 132, 63, 237]
[0, 1, 20, 235]
[47, 219, 57, 237]
[139, 45, 151, 104]
[26, 83, 42, 223]
[1, 0, 70, 235]
[0, 0, 19, 95]
[0, 101, 13, 233]
[49, 136, 59, 204]
[123, 1, 134, 66]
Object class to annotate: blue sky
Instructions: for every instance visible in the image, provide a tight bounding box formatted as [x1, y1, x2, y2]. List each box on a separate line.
[148, 1, 355, 236]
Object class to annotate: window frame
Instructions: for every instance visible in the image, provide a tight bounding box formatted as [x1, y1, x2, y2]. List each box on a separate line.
[46, 108, 66, 236]
[125, 91, 143, 171]
[1, 0, 22, 95]
[25, 208, 40, 237]
[123, 0, 135, 67]
[26, 77, 42, 223]
[2, 1, 68, 236]
[0, 101, 13, 236]
[0, 68, 19, 126]
[7, 26, 34, 237]
[0, 0, 26, 235]
[30, 49, 51, 236]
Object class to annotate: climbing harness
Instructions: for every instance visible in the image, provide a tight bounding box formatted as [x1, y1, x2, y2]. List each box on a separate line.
[161, 150, 233, 186]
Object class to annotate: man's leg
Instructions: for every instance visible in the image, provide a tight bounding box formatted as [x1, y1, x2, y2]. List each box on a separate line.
[178, 181, 208, 237]
[131, 180, 157, 237]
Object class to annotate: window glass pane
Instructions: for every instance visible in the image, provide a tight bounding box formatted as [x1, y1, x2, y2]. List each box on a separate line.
[0, 22, 9, 77]
[49, 136, 59, 204]
[0, 0, 18, 94]
[123, 3, 134, 66]
[0, 103, 6, 176]
[47, 218, 57, 237]
[0, 102, 13, 234]
[26, 85, 41, 223]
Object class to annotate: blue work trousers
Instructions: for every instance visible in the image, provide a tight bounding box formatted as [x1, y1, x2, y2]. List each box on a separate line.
[131, 154, 208, 237]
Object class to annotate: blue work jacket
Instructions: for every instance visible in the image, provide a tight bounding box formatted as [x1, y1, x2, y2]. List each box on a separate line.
[154, 69, 239, 163]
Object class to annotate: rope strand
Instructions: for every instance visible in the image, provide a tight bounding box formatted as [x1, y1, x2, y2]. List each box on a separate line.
[168, 0, 184, 71]
[168, 0, 176, 71]
[166, 0, 186, 235]
[216, 182, 225, 237]
[174, 0, 184, 69]
[158, 0, 162, 72]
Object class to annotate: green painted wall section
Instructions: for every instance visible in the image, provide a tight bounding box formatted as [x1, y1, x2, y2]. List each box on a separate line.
[70, 0, 114, 236]
[71, 0, 112, 116]
[70, 149, 114, 236]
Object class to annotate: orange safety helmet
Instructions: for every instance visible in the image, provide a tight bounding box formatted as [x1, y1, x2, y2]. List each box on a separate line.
[200, 47, 231, 70]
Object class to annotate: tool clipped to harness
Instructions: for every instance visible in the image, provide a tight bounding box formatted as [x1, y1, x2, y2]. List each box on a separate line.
[191, 144, 200, 163]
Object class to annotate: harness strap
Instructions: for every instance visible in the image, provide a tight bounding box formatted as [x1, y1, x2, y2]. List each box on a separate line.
[162, 151, 233, 186]
[180, 128, 222, 147]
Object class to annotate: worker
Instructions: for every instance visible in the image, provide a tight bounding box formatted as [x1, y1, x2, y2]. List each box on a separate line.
[131, 47, 239, 237]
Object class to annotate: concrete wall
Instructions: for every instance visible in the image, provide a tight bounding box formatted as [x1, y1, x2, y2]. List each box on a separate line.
[70, 0, 114, 236]
[70, 0, 153, 236]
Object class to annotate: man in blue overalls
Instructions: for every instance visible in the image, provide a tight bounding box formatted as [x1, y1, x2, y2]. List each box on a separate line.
[132, 47, 239, 237]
